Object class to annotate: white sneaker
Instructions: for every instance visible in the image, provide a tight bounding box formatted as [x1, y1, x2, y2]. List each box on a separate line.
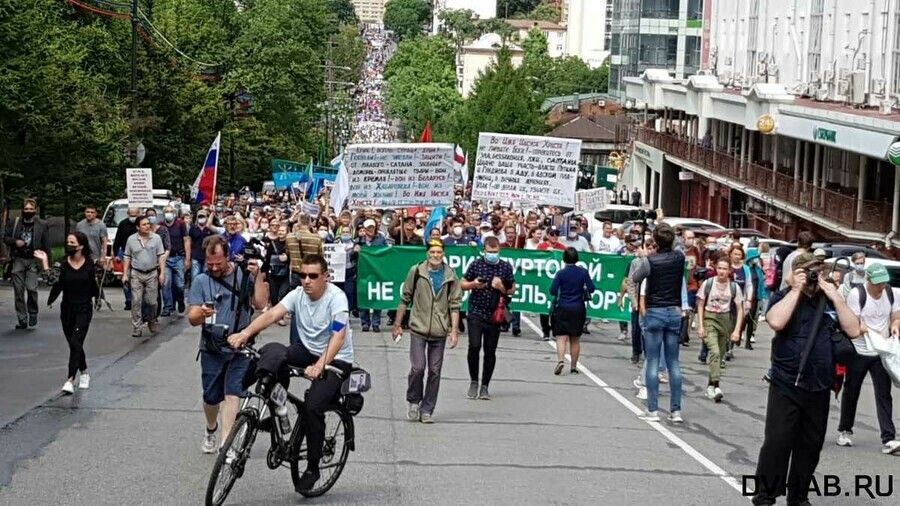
[659, 372, 669, 384]
[881, 440, 900, 455]
[618, 332, 628, 342]
[836, 431, 853, 447]
[691, 321, 696, 330]
[61, 380, 75, 395]
[750, 336, 756, 343]
[638, 410, 659, 422]
[78, 374, 90, 389]
[636, 386, 647, 400]
[633, 377, 644, 389]
[407, 402, 420, 421]
[705, 386, 716, 400]
[202, 431, 217, 454]
[713, 387, 724, 403]
[668, 411, 684, 424]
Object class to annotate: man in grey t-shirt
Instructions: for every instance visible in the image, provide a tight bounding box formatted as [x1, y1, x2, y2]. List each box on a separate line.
[122, 216, 166, 337]
[75, 206, 108, 261]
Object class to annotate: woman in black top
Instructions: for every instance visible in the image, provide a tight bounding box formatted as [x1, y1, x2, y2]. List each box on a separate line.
[35, 232, 99, 395]
[265, 223, 291, 325]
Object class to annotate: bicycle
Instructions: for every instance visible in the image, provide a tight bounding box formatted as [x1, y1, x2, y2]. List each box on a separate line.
[205, 344, 371, 505]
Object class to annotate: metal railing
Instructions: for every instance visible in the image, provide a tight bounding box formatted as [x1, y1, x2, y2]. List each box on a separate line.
[636, 129, 892, 233]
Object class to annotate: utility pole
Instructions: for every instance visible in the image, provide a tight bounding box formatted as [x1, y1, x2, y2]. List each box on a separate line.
[130, 0, 139, 162]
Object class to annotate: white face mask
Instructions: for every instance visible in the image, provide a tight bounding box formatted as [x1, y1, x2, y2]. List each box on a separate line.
[453, 226, 463, 236]
[318, 230, 329, 240]
[164, 213, 175, 222]
[198, 217, 208, 225]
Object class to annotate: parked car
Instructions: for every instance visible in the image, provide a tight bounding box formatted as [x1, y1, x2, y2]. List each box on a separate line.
[584, 205, 645, 234]
[811, 243, 889, 260]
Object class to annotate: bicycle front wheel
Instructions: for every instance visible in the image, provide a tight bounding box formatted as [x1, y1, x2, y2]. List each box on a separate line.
[205, 413, 257, 506]
[290, 408, 352, 498]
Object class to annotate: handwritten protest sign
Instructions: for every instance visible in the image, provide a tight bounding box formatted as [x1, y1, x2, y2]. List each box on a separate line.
[344, 143, 455, 209]
[574, 188, 609, 215]
[126, 168, 154, 208]
[471, 133, 581, 206]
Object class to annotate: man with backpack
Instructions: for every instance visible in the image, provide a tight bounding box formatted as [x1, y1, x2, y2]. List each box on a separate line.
[392, 240, 462, 424]
[837, 263, 900, 454]
[697, 256, 744, 403]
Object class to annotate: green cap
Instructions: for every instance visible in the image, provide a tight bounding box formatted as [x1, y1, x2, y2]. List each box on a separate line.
[792, 252, 823, 271]
[866, 263, 891, 285]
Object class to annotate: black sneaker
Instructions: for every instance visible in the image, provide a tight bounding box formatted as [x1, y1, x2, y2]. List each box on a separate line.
[160, 310, 172, 317]
[177, 301, 186, 314]
[630, 354, 640, 365]
[698, 354, 707, 364]
[362, 325, 370, 332]
[124, 303, 132, 311]
[512, 329, 521, 337]
[295, 469, 320, 494]
[15, 321, 27, 330]
[582, 326, 591, 335]
[542, 333, 550, 341]
[724, 351, 734, 361]
[28, 314, 37, 327]
[373, 325, 381, 333]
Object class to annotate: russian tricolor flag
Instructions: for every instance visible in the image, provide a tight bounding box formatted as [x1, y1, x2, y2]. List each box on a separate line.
[191, 132, 221, 205]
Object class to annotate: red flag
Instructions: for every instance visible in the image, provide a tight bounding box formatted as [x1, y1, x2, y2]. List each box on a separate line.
[419, 121, 432, 143]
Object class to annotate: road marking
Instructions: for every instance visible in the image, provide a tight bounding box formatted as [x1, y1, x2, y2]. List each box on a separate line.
[521, 316, 745, 496]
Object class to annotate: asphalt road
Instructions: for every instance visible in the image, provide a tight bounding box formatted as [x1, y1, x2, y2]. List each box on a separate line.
[0, 289, 898, 505]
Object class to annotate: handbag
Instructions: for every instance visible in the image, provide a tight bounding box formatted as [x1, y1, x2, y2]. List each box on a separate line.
[831, 329, 857, 365]
[492, 295, 512, 325]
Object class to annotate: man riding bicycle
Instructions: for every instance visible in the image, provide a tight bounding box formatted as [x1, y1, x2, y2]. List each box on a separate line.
[227, 253, 353, 494]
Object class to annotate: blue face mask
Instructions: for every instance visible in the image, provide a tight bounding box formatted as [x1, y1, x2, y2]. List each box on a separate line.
[148, 216, 158, 225]
[485, 252, 500, 264]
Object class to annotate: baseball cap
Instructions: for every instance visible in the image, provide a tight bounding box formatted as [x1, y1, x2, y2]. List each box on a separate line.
[547, 226, 560, 236]
[866, 263, 891, 285]
[792, 252, 823, 271]
[480, 221, 492, 229]
[363, 219, 377, 229]
[813, 248, 827, 259]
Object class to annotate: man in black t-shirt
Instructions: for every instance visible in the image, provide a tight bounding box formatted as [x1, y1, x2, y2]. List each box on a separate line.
[461, 236, 515, 401]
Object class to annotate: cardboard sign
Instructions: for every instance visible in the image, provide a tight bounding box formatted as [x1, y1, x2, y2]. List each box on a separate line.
[471, 133, 581, 206]
[344, 143, 455, 209]
[126, 168, 154, 208]
[574, 188, 609, 215]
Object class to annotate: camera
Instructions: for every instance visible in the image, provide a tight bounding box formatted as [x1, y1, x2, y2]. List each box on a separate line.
[237, 237, 269, 274]
[201, 323, 230, 352]
[806, 269, 819, 284]
[693, 268, 710, 281]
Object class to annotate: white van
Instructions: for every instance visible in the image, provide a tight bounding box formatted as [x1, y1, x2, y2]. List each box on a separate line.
[102, 190, 183, 256]
[583, 205, 645, 234]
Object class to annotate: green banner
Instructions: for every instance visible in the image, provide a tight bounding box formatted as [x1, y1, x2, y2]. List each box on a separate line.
[356, 246, 633, 322]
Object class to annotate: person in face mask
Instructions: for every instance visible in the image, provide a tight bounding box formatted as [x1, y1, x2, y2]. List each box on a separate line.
[460, 237, 516, 400]
[4, 198, 51, 329]
[442, 218, 470, 246]
[34, 232, 99, 393]
[562, 221, 591, 252]
[840, 252, 868, 300]
[112, 207, 141, 311]
[159, 206, 190, 317]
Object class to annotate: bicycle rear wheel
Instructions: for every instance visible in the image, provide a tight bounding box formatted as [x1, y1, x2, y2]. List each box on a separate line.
[290, 408, 352, 498]
[205, 413, 257, 506]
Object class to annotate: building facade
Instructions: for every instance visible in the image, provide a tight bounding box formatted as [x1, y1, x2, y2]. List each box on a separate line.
[622, 72, 900, 251]
[432, 0, 497, 34]
[714, 0, 900, 112]
[562, 0, 612, 67]
[507, 19, 568, 58]
[352, 0, 387, 24]
[609, 0, 706, 98]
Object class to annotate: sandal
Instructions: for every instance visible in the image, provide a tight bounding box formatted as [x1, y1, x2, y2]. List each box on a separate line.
[554, 361, 564, 375]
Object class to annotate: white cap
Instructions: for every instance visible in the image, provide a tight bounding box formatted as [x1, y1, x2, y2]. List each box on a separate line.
[363, 219, 377, 229]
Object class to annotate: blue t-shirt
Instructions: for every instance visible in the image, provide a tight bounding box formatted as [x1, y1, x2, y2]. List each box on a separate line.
[550, 265, 596, 309]
[428, 267, 445, 295]
[463, 258, 515, 320]
[222, 232, 248, 261]
[188, 268, 253, 351]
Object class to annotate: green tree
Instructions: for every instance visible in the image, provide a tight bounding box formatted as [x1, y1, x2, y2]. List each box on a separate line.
[498, 0, 542, 18]
[438, 8, 479, 50]
[478, 17, 516, 43]
[327, 0, 358, 25]
[383, 0, 430, 41]
[516, 2, 560, 22]
[449, 47, 546, 154]
[521, 27, 548, 63]
[384, 36, 461, 140]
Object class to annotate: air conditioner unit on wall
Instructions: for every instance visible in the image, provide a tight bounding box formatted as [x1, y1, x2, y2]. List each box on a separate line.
[815, 88, 829, 101]
[837, 79, 850, 96]
[839, 68, 851, 80]
[824, 69, 835, 82]
[872, 78, 886, 95]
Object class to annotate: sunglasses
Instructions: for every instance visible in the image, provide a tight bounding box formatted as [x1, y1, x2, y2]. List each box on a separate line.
[298, 272, 322, 280]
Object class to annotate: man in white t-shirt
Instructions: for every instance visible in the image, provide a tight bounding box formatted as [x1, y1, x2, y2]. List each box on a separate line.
[228, 254, 354, 493]
[838, 263, 900, 454]
[563, 220, 591, 252]
[591, 220, 621, 254]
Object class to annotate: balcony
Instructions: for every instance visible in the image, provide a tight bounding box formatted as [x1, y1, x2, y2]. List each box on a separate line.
[636, 129, 893, 234]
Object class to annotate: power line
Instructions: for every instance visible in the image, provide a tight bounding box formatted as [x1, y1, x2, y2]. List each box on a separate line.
[137, 7, 220, 67]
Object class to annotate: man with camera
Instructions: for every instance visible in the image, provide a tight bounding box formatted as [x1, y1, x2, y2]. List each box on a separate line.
[187, 235, 269, 454]
[751, 253, 860, 506]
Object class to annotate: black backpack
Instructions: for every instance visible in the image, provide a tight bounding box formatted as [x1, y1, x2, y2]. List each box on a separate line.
[855, 284, 894, 311]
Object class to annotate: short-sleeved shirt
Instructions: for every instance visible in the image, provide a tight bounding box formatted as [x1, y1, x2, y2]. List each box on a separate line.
[463, 258, 515, 320]
[846, 285, 900, 356]
[766, 288, 837, 393]
[162, 219, 189, 256]
[190, 225, 217, 261]
[592, 234, 621, 254]
[124, 234, 165, 271]
[76, 219, 108, 258]
[188, 268, 253, 352]
[222, 232, 248, 261]
[280, 284, 354, 363]
[536, 241, 567, 251]
[698, 278, 744, 314]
